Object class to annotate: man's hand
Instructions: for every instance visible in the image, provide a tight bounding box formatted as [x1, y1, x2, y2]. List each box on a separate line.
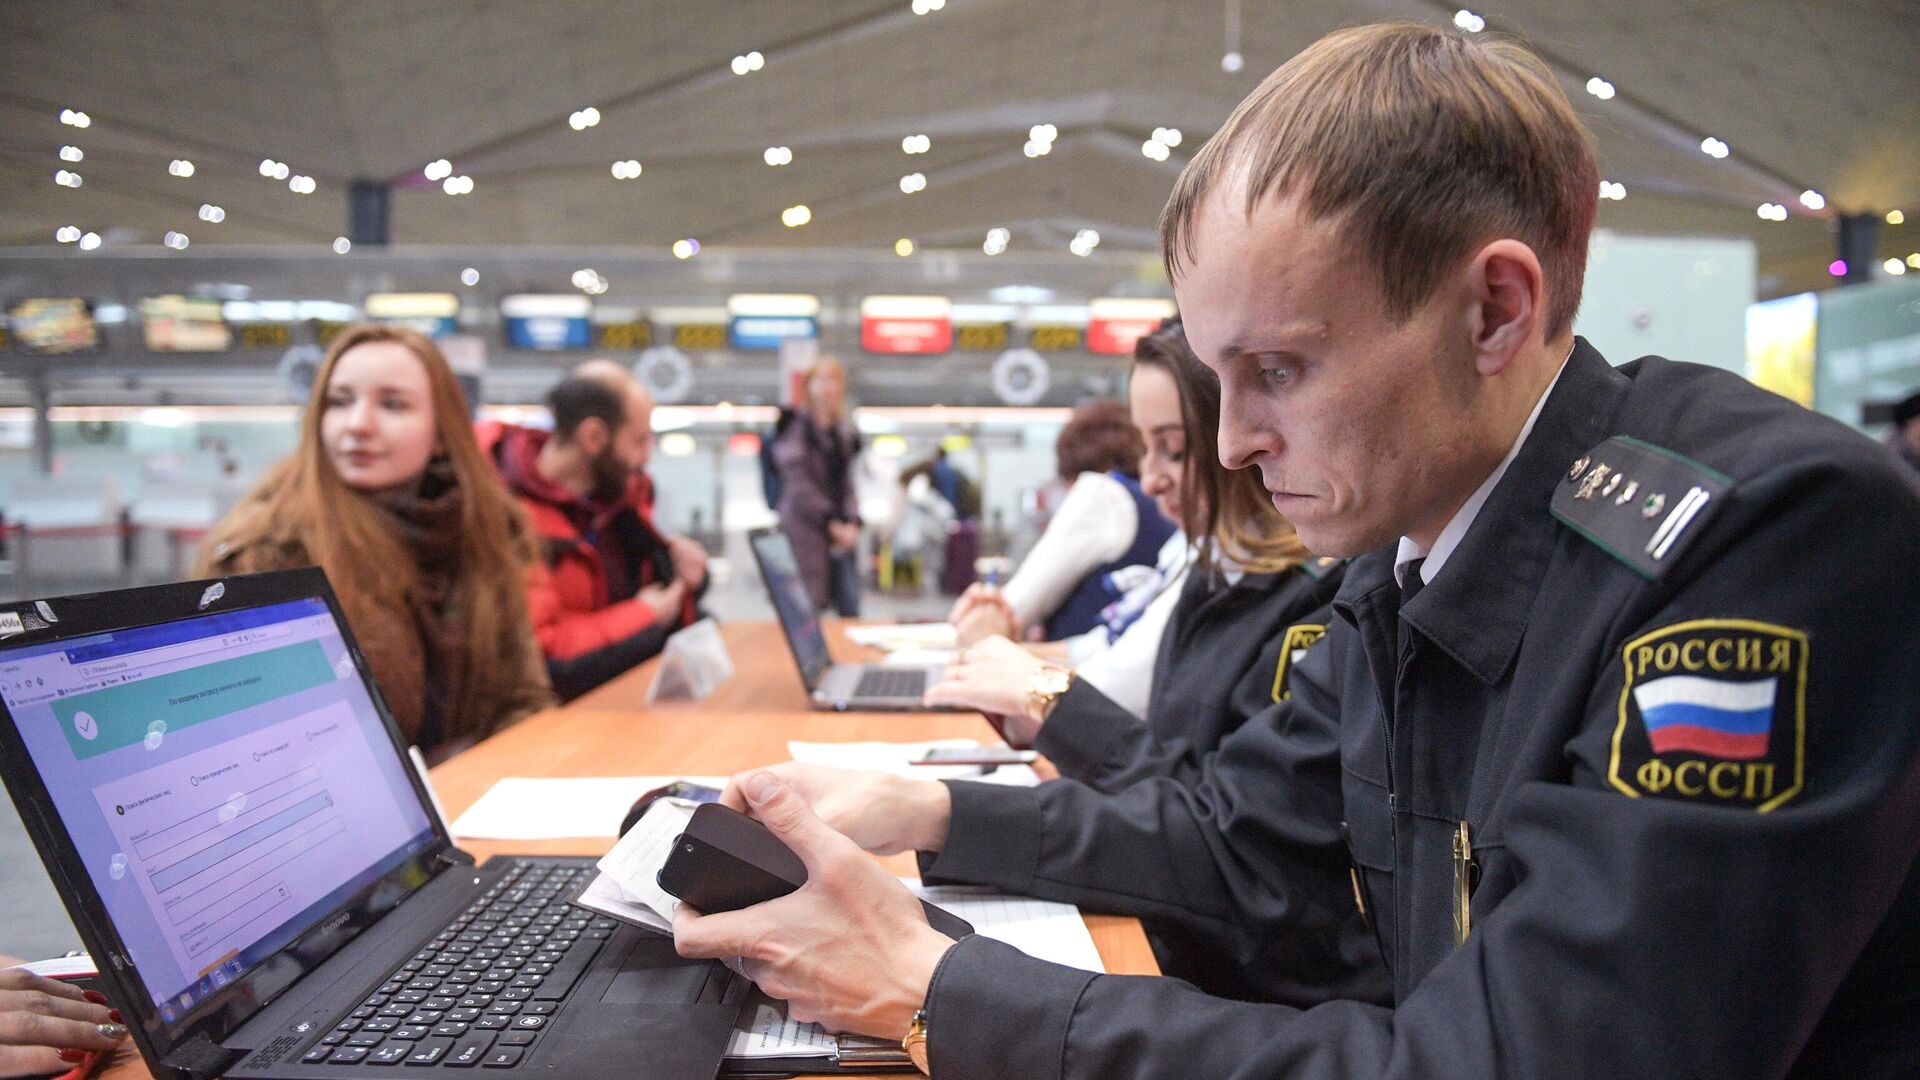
[951, 589, 1020, 648]
[0, 968, 126, 1079]
[923, 637, 1051, 746]
[674, 772, 955, 1039]
[718, 762, 951, 855]
[667, 536, 709, 591]
[637, 580, 689, 623]
[828, 520, 861, 553]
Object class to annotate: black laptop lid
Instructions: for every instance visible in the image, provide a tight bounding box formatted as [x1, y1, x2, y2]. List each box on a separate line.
[746, 528, 831, 689]
[0, 570, 450, 1072]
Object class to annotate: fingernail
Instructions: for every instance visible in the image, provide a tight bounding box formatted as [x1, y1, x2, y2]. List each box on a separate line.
[109, 1009, 123, 1024]
[60, 1049, 88, 1064]
[746, 771, 780, 801]
[97, 1023, 127, 1040]
[83, 990, 109, 1005]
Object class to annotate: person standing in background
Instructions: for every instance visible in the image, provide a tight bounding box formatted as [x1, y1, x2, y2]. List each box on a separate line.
[772, 356, 863, 615]
[195, 324, 554, 763]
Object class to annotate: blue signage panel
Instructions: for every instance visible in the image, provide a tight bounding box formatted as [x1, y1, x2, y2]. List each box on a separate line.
[505, 315, 591, 350]
[729, 315, 818, 351]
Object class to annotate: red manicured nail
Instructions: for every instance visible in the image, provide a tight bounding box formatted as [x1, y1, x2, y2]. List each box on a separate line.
[109, 1009, 124, 1023]
[60, 1049, 88, 1064]
[83, 990, 109, 1005]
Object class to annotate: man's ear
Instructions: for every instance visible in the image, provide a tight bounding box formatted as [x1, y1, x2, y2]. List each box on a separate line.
[1466, 239, 1544, 377]
[577, 417, 610, 455]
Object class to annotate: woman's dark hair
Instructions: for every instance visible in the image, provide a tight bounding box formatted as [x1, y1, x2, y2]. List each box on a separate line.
[1056, 399, 1145, 480]
[1133, 316, 1308, 574]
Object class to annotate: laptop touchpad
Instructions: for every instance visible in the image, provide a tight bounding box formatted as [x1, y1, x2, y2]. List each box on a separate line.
[598, 937, 713, 1004]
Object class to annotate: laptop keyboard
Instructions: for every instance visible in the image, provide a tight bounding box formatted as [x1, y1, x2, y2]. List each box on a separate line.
[851, 668, 927, 699]
[298, 862, 609, 1069]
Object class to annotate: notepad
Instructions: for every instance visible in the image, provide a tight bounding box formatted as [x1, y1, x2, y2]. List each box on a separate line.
[565, 797, 700, 934]
[844, 623, 959, 651]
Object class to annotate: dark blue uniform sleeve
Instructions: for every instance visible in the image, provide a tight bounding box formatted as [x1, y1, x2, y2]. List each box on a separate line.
[923, 456, 1920, 1078]
[923, 632, 1385, 1006]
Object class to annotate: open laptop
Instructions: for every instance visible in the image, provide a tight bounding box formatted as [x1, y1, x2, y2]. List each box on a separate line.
[0, 569, 741, 1080]
[745, 527, 949, 711]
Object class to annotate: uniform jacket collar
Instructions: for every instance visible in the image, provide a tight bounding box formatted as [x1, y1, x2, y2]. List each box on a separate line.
[1336, 338, 1629, 684]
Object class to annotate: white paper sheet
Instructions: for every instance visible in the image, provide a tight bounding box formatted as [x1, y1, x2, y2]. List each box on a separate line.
[448, 776, 728, 839]
[843, 623, 958, 651]
[594, 797, 698, 911]
[723, 882, 1105, 1060]
[909, 883, 1106, 973]
[787, 739, 1040, 786]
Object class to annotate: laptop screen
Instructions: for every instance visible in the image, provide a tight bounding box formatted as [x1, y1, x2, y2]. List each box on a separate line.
[0, 596, 436, 1022]
[749, 530, 830, 687]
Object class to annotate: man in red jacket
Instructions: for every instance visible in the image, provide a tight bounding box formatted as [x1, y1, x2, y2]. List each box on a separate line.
[486, 366, 708, 698]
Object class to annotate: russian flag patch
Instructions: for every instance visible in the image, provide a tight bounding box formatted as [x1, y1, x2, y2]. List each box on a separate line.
[1609, 620, 1808, 811]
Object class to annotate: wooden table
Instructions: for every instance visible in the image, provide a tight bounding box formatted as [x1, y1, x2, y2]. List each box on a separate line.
[99, 621, 1156, 1080]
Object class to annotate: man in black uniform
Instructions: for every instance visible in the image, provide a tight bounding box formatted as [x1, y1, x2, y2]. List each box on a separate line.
[673, 22, 1920, 1078]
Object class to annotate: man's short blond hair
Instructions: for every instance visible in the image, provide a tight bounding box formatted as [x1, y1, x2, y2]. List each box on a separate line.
[1161, 22, 1599, 340]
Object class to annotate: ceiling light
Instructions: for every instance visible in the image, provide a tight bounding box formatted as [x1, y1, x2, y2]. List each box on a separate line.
[60, 108, 91, 128]
[55, 226, 80, 243]
[902, 134, 931, 154]
[1887, 210, 1906, 226]
[983, 227, 1009, 255]
[895, 238, 915, 256]
[763, 146, 792, 166]
[569, 108, 602, 130]
[1585, 77, 1615, 100]
[910, 0, 945, 13]
[746, 51, 764, 70]
[1029, 124, 1057, 143]
[260, 158, 278, 177]
[1828, 259, 1847, 277]
[1023, 140, 1050, 158]
[1069, 229, 1101, 257]
[1699, 137, 1729, 159]
[672, 238, 699, 259]
[163, 231, 190, 250]
[612, 159, 642, 178]
[78, 231, 102, 250]
[289, 174, 317, 194]
[1886, 258, 1908, 277]
[198, 203, 226, 223]
[59, 145, 84, 162]
[1142, 139, 1170, 161]
[1906, 253, 1920, 269]
[1153, 127, 1182, 147]
[1220, 51, 1244, 73]
[443, 175, 474, 195]
[731, 51, 765, 75]
[1453, 9, 1486, 32]
[333, 236, 352, 255]
[781, 204, 812, 227]
[460, 267, 480, 287]
[1599, 181, 1626, 201]
[1756, 202, 1788, 221]
[168, 158, 195, 177]
[425, 159, 453, 181]
[54, 169, 82, 188]
[1800, 190, 1826, 211]
[899, 172, 926, 193]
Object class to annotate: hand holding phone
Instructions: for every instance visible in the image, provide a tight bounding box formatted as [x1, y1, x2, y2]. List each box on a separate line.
[657, 804, 973, 940]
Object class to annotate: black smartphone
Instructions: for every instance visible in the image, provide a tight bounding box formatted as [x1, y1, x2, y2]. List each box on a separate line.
[619, 780, 724, 837]
[657, 803, 974, 940]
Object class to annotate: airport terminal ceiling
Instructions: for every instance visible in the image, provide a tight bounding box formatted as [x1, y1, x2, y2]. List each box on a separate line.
[0, 0, 1913, 306]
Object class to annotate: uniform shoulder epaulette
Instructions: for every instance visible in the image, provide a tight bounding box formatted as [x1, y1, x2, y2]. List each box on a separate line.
[1550, 435, 1732, 580]
[1299, 554, 1345, 580]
